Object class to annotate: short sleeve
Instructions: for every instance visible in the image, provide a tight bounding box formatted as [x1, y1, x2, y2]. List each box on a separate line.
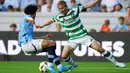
[113, 25, 118, 30]
[78, 6, 85, 12]
[52, 16, 59, 22]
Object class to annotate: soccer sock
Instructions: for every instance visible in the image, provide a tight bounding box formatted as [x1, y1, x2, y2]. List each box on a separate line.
[48, 46, 62, 68]
[102, 50, 117, 64]
[47, 53, 53, 66]
[64, 56, 75, 66]
[47, 46, 56, 66]
[53, 57, 63, 69]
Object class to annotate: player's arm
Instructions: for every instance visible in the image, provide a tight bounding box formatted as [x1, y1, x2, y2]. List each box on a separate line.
[26, 18, 34, 24]
[84, 0, 100, 8]
[36, 20, 54, 28]
[26, 18, 38, 28]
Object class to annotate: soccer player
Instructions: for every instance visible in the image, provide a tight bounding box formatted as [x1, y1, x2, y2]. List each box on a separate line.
[36, 0, 126, 71]
[18, 4, 69, 73]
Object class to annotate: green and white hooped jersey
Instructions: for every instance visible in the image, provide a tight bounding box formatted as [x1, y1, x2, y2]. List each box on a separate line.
[53, 6, 88, 40]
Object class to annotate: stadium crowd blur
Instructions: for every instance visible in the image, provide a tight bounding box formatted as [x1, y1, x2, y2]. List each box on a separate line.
[0, 0, 130, 32]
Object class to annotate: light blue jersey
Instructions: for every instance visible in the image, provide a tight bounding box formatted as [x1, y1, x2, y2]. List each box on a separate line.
[18, 15, 33, 47]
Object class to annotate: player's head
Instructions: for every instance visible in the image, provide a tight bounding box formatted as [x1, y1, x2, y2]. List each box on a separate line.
[57, 0, 68, 15]
[118, 16, 124, 25]
[24, 4, 38, 18]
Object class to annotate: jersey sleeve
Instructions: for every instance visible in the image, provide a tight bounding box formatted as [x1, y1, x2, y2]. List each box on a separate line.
[26, 15, 32, 19]
[78, 6, 85, 12]
[52, 16, 60, 22]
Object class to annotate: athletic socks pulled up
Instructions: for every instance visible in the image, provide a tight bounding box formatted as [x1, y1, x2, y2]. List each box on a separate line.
[47, 46, 62, 67]
[102, 50, 117, 64]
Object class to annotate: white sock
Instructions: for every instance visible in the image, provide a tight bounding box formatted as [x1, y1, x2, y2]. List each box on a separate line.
[102, 50, 117, 64]
[47, 62, 53, 66]
[57, 64, 62, 69]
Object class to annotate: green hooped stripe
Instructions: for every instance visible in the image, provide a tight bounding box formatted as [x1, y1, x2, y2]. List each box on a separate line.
[67, 10, 75, 16]
[62, 19, 81, 28]
[53, 16, 60, 22]
[65, 25, 83, 32]
[59, 15, 65, 19]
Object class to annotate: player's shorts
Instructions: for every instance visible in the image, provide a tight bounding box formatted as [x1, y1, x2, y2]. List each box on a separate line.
[66, 35, 95, 49]
[21, 39, 43, 54]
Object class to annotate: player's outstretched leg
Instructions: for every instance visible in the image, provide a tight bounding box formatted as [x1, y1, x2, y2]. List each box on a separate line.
[90, 41, 126, 68]
[47, 46, 70, 73]
[42, 40, 58, 73]
[61, 45, 78, 72]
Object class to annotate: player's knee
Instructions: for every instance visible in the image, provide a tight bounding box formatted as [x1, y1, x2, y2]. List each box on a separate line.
[49, 42, 56, 47]
[98, 47, 105, 54]
[47, 41, 56, 47]
[42, 40, 56, 48]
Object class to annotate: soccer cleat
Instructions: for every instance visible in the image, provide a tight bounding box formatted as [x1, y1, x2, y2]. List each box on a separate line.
[68, 63, 78, 72]
[58, 65, 70, 73]
[45, 65, 58, 73]
[114, 62, 126, 68]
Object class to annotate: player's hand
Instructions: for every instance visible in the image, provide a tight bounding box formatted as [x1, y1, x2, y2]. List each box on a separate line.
[35, 25, 43, 29]
[45, 33, 53, 39]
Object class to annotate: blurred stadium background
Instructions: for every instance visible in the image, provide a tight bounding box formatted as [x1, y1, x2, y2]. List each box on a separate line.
[0, 0, 130, 73]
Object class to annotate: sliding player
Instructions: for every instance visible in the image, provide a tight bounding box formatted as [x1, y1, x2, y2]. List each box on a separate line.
[18, 4, 69, 73]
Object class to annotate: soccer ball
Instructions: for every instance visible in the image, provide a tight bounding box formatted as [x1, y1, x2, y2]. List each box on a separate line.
[39, 61, 48, 72]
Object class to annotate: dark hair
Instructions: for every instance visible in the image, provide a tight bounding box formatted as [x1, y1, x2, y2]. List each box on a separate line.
[0, 0, 5, 4]
[126, 6, 130, 10]
[8, 5, 14, 10]
[10, 23, 17, 28]
[118, 16, 124, 21]
[89, 29, 97, 32]
[57, 1, 67, 7]
[105, 19, 110, 25]
[24, 4, 38, 15]
[114, 3, 123, 9]
[71, 0, 76, 3]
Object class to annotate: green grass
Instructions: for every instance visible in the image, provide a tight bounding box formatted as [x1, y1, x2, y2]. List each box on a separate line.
[0, 62, 130, 73]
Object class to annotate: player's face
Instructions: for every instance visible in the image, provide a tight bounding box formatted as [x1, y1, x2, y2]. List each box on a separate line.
[58, 5, 68, 15]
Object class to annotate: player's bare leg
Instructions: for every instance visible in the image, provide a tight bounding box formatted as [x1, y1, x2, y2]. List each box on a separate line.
[90, 41, 126, 68]
[62, 45, 77, 72]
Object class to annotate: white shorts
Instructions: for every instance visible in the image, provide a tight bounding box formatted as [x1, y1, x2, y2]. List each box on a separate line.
[66, 35, 95, 49]
[21, 39, 43, 54]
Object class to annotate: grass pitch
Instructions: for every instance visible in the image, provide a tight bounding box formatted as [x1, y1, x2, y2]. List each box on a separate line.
[0, 62, 130, 73]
